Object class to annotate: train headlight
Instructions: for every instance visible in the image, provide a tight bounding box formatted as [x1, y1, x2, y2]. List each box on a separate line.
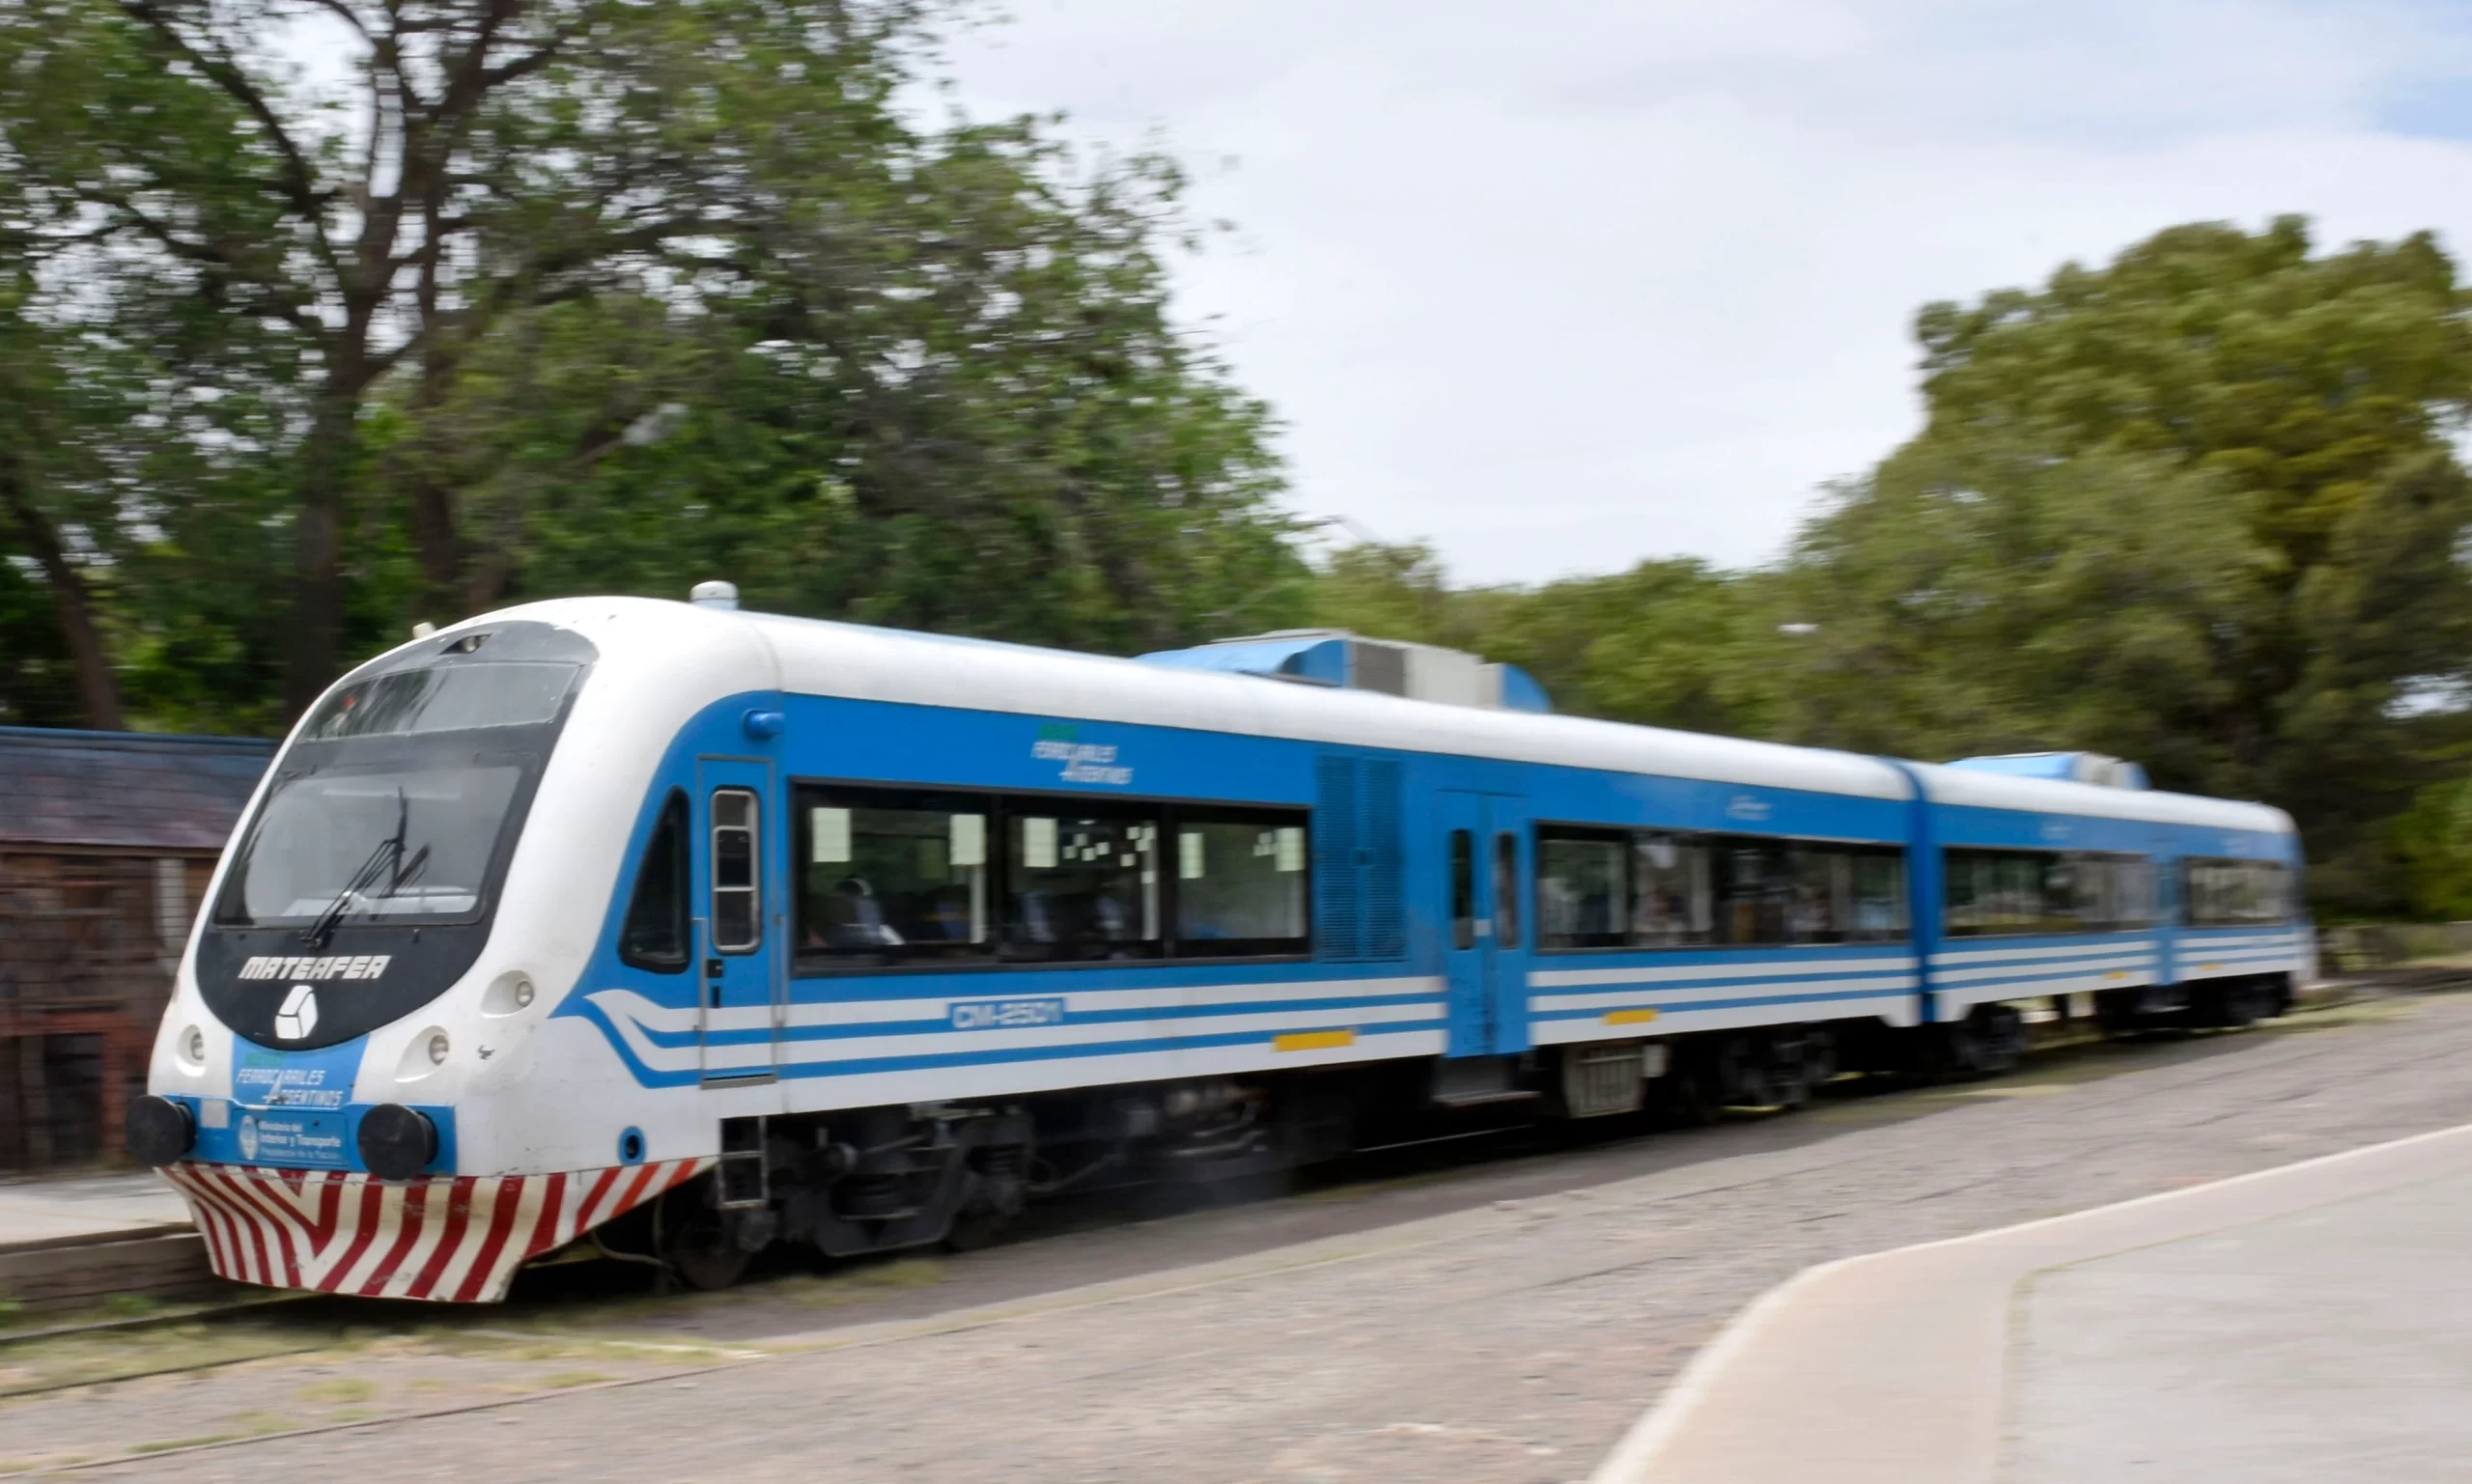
[482, 970, 538, 1018]
[178, 1025, 207, 1071]
[394, 1025, 452, 1081]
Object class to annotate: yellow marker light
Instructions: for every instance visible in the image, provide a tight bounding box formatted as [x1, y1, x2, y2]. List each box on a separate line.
[2202, 963, 2223, 972]
[2105, 970, 2127, 981]
[1603, 1008, 1660, 1024]
[1274, 1029, 1356, 1053]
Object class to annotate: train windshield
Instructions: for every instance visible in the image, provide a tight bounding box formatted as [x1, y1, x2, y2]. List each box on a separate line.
[220, 763, 524, 926]
[214, 659, 584, 930]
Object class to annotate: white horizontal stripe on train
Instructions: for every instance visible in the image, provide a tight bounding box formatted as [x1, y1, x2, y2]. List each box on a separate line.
[2181, 945, 2299, 959]
[1929, 940, 2157, 966]
[758, 1029, 1453, 1105]
[1931, 954, 2157, 985]
[1530, 975, 1920, 1014]
[2177, 935, 2297, 950]
[585, 991, 1443, 1075]
[1530, 996, 1920, 1043]
[587, 976, 1446, 1037]
[733, 1022, 1455, 1080]
[1940, 969, 2159, 996]
[1526, 956, 1918, 991]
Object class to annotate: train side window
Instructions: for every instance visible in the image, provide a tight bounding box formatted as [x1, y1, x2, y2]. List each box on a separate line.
[1173, 807, 1310, 958]
[2066, 854, 2156, 931]
[619, 791, 690, 971]
[793, 786, 994, 968]
[1537, 826, 1627, 948]
[1632, 832, 1714, 946]
[1003, 805, 1164, 962]
[1449, 829, 1475, 949]
[1494, 831, 1521, 949]
[1715, 839, 1794, 944]
[710, 788, 761, 953]
[1538, 827, 1901, 950]
[1780, 843, 1910, 944]
[2182, 857, 2289, 926]
[1946, 848, 2155, 936]
[1849, 848, 1909, 940]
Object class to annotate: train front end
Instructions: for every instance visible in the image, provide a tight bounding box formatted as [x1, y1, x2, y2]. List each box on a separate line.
[127, 607, 730, 1302]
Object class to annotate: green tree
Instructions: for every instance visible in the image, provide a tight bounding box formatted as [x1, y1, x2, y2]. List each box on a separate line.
[0, 0, 1307, 723]
[1785, 217, 2472, 910]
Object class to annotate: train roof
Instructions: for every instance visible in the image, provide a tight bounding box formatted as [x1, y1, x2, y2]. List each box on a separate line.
[431, 599, 2295, 835]
[1905, 761, 2291, 834]
[724, 605, 1913, 799]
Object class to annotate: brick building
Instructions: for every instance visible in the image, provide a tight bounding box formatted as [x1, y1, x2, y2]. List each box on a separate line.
[0, 727, 273, 1171]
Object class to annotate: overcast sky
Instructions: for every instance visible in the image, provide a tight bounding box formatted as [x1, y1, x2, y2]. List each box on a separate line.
[934, 0, 2472, 585]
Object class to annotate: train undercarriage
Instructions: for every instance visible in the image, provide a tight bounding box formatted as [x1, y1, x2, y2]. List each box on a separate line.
[588, 971, 2298, 1291]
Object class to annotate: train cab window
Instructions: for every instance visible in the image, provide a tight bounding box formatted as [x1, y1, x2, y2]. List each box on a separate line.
[709, 789, 761, 952]
[619, 791, 690, 971]
[1493, 831, 1521, 949]
[2182, 857, 2289, 926]
[1003, 807, 1162, 961]
[1172, 808, 1309, 957]
[794, 787, 994, 966]
[1449, 829, 1475, 949]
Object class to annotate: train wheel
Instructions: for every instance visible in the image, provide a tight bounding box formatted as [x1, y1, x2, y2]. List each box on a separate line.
[945, 1163, 1027, 1253]
[1969, 1005, 2024, 1076]
[1653, 1052, 1723, 1127]
[2093, 989, 2142, 1040]
[657, 1184, 752, 1292]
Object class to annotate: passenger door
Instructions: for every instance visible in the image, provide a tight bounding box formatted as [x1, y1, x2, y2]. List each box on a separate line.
[1440, 791, 1532, 1058]
[695, 757, 782, 1084]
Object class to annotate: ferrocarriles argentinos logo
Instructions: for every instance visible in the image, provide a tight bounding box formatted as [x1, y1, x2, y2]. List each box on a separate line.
[1031, 722, 1133, 786]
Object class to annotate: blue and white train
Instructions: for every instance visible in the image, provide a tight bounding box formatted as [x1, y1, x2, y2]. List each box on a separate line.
[129, 591, 2307, 1301]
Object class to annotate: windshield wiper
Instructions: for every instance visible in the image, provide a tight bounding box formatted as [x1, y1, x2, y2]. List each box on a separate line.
[299, 788, 418, 948]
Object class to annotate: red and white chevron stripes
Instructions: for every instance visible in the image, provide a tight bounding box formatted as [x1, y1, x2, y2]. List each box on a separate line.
[160, 1158, 712, 1302]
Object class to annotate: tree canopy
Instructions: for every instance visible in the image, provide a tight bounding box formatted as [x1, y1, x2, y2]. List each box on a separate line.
[5, 22, 2467, 926]
[1310, 218, 2472, 916]
[0, 0, 1306, 730]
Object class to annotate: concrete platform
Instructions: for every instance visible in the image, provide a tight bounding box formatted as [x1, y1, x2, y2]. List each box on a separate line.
[1590, 1121, 2472, 1484]
[0, 1170, 214, 1310]
[0, 1169, 191, 1247]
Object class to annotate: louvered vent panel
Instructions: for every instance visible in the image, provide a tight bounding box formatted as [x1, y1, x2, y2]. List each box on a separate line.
[1314, 755, 1362, 961]
[1361, 759, 1406, 960]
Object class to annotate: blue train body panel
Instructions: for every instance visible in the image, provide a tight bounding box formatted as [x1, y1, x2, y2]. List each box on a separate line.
[550, 683, 2307, 1106]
